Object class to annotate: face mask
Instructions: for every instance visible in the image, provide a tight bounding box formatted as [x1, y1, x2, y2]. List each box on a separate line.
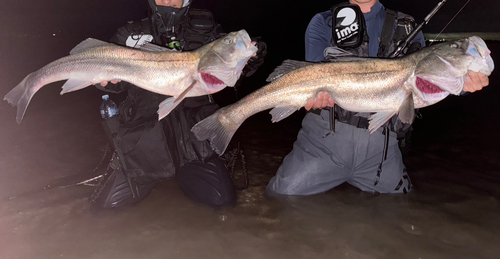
[147, 0, 190, 48]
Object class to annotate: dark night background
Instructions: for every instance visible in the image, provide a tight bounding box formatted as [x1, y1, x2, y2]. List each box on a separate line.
[0, 1, 499, 257]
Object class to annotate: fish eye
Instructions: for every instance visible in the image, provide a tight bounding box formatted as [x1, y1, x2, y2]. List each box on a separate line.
[224, 38, 233, 44]
[450, 43, 458, 48]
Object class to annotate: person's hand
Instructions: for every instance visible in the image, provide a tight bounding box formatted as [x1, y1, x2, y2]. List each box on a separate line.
[95, 80, 120, 87]
[463, 71, 489, 93]
[304, 91, 335, 111]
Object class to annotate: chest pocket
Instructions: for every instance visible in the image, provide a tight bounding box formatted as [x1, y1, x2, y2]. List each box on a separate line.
[182, 9, 217, 51]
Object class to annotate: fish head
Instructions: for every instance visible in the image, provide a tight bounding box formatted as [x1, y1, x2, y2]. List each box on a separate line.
[197, 30, 258, 93]
[412, 36, 494, 103]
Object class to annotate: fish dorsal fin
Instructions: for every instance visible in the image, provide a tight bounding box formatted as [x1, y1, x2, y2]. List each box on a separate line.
[140, 42, 176, 52]
[266, 60, 313, 82]
[70, 38, 112, 55]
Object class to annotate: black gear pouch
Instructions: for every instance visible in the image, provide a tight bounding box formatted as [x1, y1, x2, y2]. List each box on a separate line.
[116, 119, 176, 185]
[332, 3, 366, 49]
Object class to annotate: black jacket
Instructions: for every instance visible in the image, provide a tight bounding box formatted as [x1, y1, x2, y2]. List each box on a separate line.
[99, 9, 229, 184]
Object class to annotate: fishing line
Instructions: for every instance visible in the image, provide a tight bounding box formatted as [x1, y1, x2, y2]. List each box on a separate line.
[430, 0, 471, 45]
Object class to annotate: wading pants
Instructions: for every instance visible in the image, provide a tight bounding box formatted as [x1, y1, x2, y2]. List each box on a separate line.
[266, 109, 412, 196]
[91, 155, 236, 209]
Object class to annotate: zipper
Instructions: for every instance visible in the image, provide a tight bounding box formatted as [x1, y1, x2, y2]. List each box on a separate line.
[155, 10, 176, 33]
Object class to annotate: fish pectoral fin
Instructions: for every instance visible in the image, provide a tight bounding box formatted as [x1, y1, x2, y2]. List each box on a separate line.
[60, 79, 93, 94]
[158, 96, 182, 120]
[140, 42, 176, 52]
[157, 81, 197, 120]
[269, 106, 300, 123]
[368, 111, 397, 134]
[397, 91, 415, 124]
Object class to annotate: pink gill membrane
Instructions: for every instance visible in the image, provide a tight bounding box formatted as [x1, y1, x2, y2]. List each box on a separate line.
[416, 77, 446, 94]
[201, 73, 224, 87]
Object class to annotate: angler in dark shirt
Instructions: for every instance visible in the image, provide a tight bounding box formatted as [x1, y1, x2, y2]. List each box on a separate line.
[267, 0, 489, 196]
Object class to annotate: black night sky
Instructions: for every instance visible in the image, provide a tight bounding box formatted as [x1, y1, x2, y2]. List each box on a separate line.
[2, 0, 499, 65]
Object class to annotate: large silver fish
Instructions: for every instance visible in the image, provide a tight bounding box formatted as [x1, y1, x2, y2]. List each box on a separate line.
[4, 30, 258, 124]
[192, 36, 495, 155]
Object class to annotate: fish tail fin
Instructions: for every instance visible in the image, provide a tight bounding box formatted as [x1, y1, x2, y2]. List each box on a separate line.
[4, 74, 36, 124]
[191, 109, 238, 155]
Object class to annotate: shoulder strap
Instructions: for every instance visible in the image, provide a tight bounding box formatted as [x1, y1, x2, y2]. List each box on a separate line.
[377, 8, 397, 58]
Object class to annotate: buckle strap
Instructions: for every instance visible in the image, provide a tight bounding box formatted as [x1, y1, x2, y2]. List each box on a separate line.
[310, 108, 324, 115]
[347, 116, 369, 129]
[309, 108, 369, 129]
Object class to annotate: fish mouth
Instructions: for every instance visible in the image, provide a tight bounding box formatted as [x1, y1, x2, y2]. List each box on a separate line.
[237, 30, 258, 53]
[238, 30, 252, 50]
[467, 36, 495, 75]
[468, 36, 491, 60]
[215, 30, 257, 65]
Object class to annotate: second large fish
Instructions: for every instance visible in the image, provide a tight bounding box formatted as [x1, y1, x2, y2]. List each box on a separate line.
[192, 36, 494, 155]
[4, 30, 258, 124]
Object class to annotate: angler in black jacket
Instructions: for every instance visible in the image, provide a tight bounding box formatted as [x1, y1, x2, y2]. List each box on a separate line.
[91, 0, 266, 209]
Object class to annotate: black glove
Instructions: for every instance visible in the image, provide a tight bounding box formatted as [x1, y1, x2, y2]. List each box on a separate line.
[242, 39, 267, 77]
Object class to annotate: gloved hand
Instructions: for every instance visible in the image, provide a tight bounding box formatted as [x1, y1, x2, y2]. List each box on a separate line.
[242, 38, 267, 77]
